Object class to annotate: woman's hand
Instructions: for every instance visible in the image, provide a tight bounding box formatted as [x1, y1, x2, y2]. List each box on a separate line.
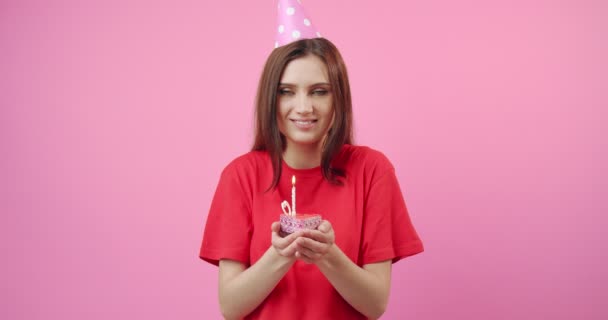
[294, 220, 335, 264]
[271, 221, 303, 259]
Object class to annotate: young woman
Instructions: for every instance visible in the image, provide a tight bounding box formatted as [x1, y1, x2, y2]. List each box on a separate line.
[199, 38, 423, 320]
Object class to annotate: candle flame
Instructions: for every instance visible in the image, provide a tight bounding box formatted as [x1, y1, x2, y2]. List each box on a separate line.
[292, 175, 296, 185]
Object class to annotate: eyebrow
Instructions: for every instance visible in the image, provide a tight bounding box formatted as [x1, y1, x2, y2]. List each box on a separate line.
[279, 82, 331, 87]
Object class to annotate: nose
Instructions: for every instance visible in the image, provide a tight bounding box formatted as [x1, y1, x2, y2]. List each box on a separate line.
[294, 93, 313, 114]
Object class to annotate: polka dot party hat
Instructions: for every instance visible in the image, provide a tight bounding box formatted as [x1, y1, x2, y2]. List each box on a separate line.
[275, 0, 322, 48]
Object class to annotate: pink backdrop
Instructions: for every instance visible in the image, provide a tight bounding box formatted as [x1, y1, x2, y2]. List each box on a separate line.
[2, 0, 606, 319]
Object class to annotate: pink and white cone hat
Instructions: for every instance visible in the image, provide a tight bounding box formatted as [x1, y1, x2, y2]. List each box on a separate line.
[274, 0, 322, 48]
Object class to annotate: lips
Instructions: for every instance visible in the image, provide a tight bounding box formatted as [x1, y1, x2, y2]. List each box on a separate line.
[291, 119, 317, 129]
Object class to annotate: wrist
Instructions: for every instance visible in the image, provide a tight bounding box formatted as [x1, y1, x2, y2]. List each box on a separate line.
[268, 246, 297, 270]
[316, 243, 340, 268]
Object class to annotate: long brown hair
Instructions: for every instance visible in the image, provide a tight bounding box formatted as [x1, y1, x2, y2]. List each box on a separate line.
[252, 38, 353, 190]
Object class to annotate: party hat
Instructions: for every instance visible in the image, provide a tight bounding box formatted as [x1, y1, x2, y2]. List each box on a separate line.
[274, 0, 322, 48]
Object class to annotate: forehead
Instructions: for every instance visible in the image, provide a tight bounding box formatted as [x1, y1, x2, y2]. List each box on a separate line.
[280, 55, 329, 85]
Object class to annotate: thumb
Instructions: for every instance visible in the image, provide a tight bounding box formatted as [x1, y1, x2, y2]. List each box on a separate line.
[318, 221, 331, 233]
[271, 221, 280, 232]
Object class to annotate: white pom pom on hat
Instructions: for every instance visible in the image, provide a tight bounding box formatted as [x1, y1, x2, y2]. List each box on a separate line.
[274, 0, 322, 48]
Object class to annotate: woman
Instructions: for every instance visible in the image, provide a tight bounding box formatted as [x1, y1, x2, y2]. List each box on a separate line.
[199, 38, 423, 319]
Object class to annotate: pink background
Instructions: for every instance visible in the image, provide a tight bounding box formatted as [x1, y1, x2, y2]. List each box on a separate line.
[1, 0, 606, 319]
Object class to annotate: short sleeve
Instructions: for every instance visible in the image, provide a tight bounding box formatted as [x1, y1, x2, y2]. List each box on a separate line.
[199, 163, 252, 266]
[360, 168, 424, 265]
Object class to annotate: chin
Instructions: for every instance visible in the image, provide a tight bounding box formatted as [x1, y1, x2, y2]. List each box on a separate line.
[287, 136, 324, 146]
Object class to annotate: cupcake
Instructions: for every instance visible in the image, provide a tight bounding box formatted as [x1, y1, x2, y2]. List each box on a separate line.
[279, 213, 322, 235]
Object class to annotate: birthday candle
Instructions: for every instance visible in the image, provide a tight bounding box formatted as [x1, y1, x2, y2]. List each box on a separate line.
[291, 175, 296, 216]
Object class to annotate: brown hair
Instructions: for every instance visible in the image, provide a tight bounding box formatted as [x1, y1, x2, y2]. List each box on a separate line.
[252, 38, 353, 190]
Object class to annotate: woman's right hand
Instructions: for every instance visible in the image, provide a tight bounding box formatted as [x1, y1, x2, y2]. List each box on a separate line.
[271, 222, 303, 258]
[218, 223, 305, 319]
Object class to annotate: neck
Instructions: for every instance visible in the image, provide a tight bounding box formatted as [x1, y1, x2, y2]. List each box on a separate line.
[283, 142, 323, 169]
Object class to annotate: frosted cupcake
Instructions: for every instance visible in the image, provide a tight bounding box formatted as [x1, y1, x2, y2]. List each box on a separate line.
[279, 200, 322, 236]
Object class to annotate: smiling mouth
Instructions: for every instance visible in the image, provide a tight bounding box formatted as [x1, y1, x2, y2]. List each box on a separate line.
[291, 119, 317, 129]
[291, 119, 317, 124]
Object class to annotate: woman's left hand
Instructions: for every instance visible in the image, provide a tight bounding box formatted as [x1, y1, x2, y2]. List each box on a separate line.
[295, 220, 335, 264]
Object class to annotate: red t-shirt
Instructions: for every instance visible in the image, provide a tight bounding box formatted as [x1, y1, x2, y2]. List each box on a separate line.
[199, 144, 423, 319]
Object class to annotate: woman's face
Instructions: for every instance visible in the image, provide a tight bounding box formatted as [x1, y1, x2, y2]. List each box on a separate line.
[276, 54, 334, 150]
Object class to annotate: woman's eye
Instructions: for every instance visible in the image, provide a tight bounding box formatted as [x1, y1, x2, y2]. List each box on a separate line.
[279, 89, 293, 95]
[312, 90, 328, 96]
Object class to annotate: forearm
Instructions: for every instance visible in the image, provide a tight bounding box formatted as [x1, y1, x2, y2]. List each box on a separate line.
[316, 245, 390, 319]
[220, 247, 294, 320]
